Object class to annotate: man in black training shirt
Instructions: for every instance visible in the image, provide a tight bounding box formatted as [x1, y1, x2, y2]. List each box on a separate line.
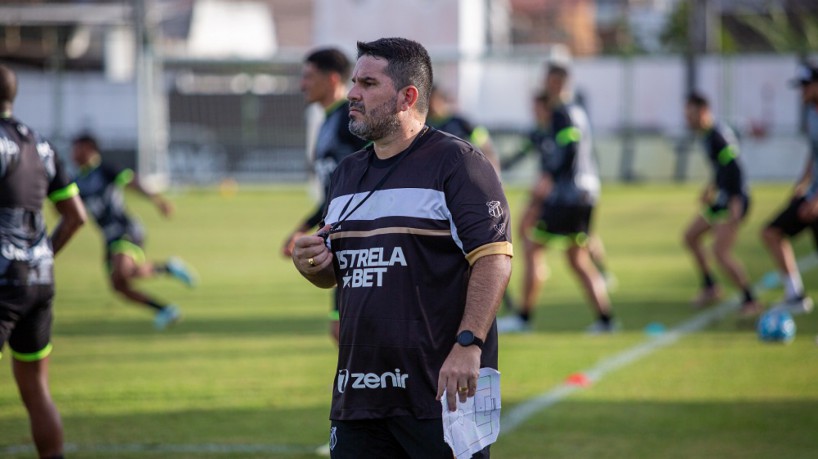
[682, 92, 760, 317]
[281, 48, 367, 343]
[292, 38, 512, 458]
[72, 134, 197, 330]
[0, 64, 87, 459]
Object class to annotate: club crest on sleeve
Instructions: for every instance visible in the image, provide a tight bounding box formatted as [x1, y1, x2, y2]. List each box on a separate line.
[486, 200, 503, 218]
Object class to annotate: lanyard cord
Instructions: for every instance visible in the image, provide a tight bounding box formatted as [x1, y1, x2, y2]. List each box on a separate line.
[323, 126, 431, 238]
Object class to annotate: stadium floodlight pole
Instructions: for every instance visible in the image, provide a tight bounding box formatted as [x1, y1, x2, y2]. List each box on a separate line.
[134, 0, 170, 192]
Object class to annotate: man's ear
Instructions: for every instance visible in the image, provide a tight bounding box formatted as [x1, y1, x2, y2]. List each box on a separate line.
[397, 85, 419, 113]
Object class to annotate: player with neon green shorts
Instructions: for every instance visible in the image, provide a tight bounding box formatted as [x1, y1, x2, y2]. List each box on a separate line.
[681, 92, 760, 317]
[71, 134, 197, 330]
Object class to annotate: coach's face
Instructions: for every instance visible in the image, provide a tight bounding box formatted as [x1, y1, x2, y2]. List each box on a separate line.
[347, 55, 401, 141]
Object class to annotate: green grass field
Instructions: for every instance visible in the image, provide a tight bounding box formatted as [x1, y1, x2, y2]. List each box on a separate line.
[1, 182, 817, 458]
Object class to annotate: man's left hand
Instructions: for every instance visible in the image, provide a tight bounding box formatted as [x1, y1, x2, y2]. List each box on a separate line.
[436, 344, 481, 412]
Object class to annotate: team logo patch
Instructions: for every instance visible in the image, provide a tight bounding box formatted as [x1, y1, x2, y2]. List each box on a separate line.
[486, 201, 503, 218]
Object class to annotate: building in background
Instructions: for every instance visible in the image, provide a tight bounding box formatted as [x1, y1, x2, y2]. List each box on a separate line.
[0, 0, 816, 185]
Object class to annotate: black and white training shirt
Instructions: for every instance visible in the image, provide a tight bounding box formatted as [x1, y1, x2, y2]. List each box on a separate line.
[0, 116, 77, 286]
[323, 127, 513, 421]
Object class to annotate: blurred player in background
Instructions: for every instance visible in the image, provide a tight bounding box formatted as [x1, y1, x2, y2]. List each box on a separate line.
[0, 64, 86, 459]
[280, 48, 367, 344]
[682, 92, 760, 317]
[498, 90, 616, 334]
[542, 62, 614, 288]
[760, 64, 818, 315]
[72, 134, 196, 330]
[428, 85, 500, 172]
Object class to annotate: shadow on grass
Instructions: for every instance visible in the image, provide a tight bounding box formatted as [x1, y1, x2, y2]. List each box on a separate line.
[0, 405, 331, 459]
[496, 399, 818, 459]
[54, 316, 327, 338]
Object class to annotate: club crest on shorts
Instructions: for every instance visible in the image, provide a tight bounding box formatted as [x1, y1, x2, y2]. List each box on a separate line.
[486, 200, 503, 218]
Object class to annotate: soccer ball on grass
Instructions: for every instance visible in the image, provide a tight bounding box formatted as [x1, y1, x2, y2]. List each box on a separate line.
[756, 308, 796, 343]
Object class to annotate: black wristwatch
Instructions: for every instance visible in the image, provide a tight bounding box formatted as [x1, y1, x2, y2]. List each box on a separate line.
[456, 330, 484, 349]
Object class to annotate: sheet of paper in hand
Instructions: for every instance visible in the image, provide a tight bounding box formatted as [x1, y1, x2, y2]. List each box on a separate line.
[441, 367, 501, 459]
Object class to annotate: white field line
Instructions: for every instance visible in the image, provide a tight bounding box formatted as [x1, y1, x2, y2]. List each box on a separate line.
[501, 253, 818, 434]
[3, 257, 815, 456]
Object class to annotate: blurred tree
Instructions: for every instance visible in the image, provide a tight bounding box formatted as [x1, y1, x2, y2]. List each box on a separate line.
[659, 0, 689, 53]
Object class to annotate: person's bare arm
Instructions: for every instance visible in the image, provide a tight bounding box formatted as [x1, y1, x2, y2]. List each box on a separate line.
[436, 253, 512, 411]
[50, 195, 87, 255]
[793, 155, 814, 197]
[128, 176, 173, 217]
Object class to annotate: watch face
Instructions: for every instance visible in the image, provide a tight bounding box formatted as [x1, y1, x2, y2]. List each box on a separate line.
[457, 330, 474, 345]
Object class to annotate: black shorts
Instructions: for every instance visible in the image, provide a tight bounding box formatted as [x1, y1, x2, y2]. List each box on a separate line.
[329, 416, 490, 459]
[702, 193, 750, 224]
[767, 196, 818, 244]
[532, 203, 593, 247]
[0, 284, 55, 361]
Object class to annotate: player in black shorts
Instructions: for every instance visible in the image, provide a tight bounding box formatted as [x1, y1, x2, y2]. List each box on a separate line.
[682, 92, 760, 316]
[293, 38, 511, 459]
[0, 64, 87, 459]
[499, 90, 616, 334]
[72, 134, 197, 330]
[280, 48, 367, 345]
[760, 64, 818, 315]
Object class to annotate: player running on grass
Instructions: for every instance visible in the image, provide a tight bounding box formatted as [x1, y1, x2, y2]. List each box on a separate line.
[498, 90, 616, 334]
[71, 134, 196, 330]
[681, 92, 761, 317]
[760, 63, 818, 315]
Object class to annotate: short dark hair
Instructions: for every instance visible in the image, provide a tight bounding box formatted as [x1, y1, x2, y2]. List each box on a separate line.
[305, 48, 352, 81]
[686, 91, 709, 108]
[356, 37, 433, 115]
[0, 64, 17, 105]
[546, 62, 569, 78]
[72, 133, 99, 151]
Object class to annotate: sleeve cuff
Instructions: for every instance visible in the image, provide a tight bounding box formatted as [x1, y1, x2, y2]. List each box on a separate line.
[465, 241, 514, 266]
[48, 182, 79, 203]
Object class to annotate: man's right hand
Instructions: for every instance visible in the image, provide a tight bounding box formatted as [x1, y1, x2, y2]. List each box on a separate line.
[291, 225, 336, 288]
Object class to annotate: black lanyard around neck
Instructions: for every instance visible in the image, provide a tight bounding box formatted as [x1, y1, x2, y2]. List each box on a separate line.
[321, 126, 431, 240]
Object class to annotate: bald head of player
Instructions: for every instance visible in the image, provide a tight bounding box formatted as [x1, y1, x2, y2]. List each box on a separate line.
[0, 64, 17, 116]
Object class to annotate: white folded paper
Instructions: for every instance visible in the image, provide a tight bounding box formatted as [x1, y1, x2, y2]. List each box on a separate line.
[441, 368, 501, 459]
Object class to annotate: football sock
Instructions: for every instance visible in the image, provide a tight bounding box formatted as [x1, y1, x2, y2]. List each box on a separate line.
[146, 299, 167, 311]
[783, 273, 804, 300]
[742, 288, 755, 304]
[598, 313, 612, 325]
[702, 272, 716, 289]
[519, 311, 531, 322]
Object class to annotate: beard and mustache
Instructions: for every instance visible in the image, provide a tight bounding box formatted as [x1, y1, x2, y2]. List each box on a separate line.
[348, 95, 401, 141]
